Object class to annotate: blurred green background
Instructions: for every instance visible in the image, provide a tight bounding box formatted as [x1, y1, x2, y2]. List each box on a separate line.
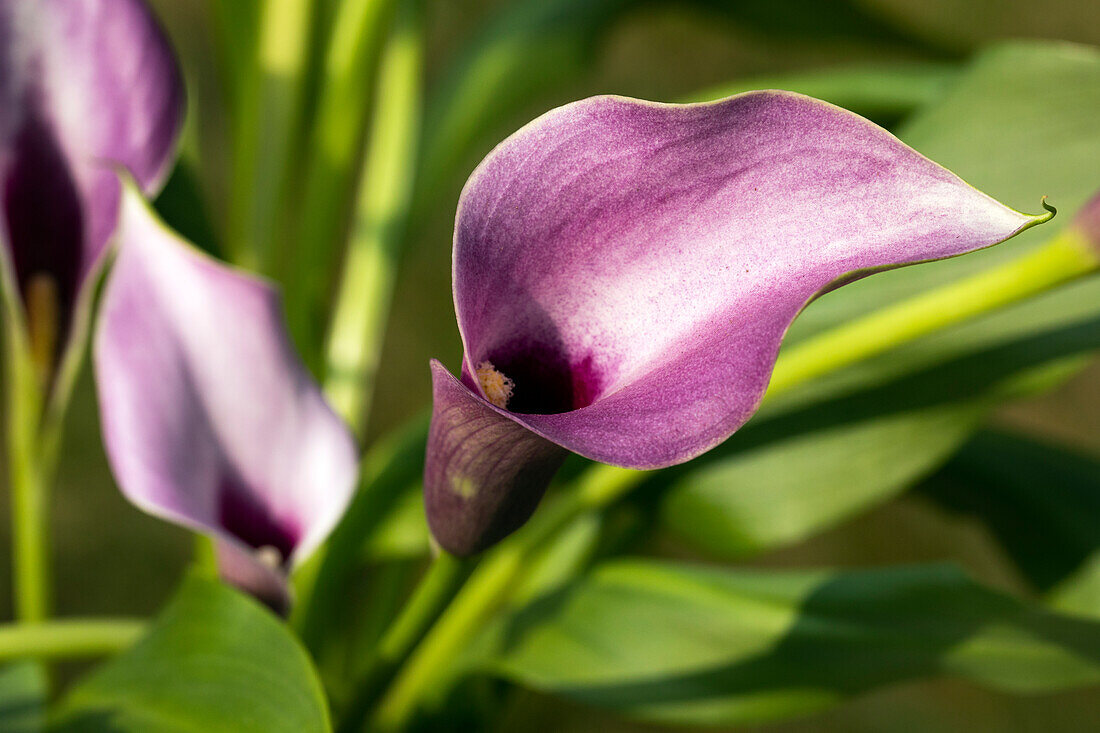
[5, 1, 1100, 730]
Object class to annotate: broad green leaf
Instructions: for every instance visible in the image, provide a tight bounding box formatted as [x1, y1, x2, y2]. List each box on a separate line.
[922, 431, 1100, 615]
[483, 561, 1100, 726]
[657, 41, 1100, 558]
[52, 577, 330, 733]
[0, 663, 45, 733]
[510, 512, 603, 608]
[660, 401, 988, 558]
[685, 61, 957, 124]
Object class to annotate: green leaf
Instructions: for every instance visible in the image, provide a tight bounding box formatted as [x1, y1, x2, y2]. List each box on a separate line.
[52, 577, 330, 733]
[0, 663, 45, 733]
[656, 40, 1100, 558]
[660, 400, 988, 558]
[922, 430, 1100, 614]
[483, 561, 1100, 726]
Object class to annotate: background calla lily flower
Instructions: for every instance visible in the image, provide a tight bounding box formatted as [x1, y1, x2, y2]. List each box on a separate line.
[95, 187, 359, 609]
[426, 91, 1052, 556]
[0, 0, 183, 387]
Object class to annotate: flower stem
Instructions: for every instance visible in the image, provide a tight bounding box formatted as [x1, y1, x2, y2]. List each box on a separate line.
[5, 306, 52, 624]
[9, 449, 50, 624]
[226, 0, 317, 272]
[768, 225, 1093, 394]
[9, 447, 50, 624]
[0, 619, 145, 662]
[282, 0, 399, 366]
[367, 224, 1099, 730]
[337, 552, 472, 732]
[325, 0, 423, 437]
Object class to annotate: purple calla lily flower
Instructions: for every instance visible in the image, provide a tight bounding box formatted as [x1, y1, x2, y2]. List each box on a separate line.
[426, 92, 1051, 556]
[0, 0, 182, 384]
[95, 187, 359, 610]
[2, 0, 357, 607]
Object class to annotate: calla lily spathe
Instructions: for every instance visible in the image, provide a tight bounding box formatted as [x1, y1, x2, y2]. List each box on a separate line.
[1, 0, 359, 607]
[0, 0, 182, 385]
[95, 187, 359, 609]
[426, 92, 1051, 556]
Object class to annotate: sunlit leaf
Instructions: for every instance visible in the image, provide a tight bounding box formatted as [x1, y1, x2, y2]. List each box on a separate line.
[53, 577, 330, 733]
[483, 561, 1100, 726]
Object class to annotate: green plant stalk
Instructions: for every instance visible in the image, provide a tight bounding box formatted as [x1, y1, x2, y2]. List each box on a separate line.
[282, 0, 399, 365]
[7, 346, 49, 624]
[226, 0, 316, 272]
[3, 237, 101, 625]
[0, 619, 145, 662]
[767, 223, 1086, 394]
[4, 296, 55, 624]
[367, 222, 1098, 730]
[207, 1, 259, 266]
[325, 0, 423, 437]
[336, 552, 472, 732]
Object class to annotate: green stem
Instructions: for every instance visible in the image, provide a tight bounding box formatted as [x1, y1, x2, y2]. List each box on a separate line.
[283, 0, 399, 366]
[337, 553, 472, 732]
[365, 478, 610, 731]
[0, 619, 145, 662]
[767, 224, 1090, 394]
[5, 307, 51, 624]
[226, 0, 317, 272]
[368, 224, 1098, 730]
[9, 449, 50, 624]
[325, 0, 424, 436]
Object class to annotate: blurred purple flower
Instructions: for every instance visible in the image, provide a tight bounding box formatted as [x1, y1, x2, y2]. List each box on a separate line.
[426, 93, 1050, 556]
[95, 188, 358, 611]
[1, 0, 358, 608]
[0, 0, 182, 384]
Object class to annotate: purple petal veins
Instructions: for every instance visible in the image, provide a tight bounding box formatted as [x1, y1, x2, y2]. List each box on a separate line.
[427, 92, 1049, 555]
